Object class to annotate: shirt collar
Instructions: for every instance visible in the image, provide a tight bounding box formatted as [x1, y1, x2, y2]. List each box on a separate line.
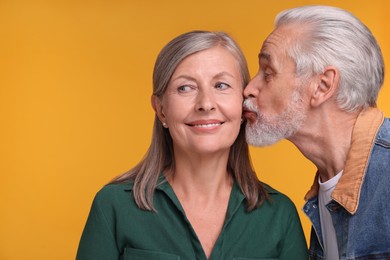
[124, 174, 278, 217]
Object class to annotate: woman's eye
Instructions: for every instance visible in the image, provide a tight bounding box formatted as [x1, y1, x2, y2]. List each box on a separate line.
[215, 82, 230, 90]
[177, 85, 192, 92]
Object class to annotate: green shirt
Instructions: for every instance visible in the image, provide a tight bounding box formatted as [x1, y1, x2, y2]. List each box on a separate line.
[77, 178, 308, 260]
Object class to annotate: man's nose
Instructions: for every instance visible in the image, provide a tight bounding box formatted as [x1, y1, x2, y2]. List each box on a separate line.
[243, 77, 260, 99]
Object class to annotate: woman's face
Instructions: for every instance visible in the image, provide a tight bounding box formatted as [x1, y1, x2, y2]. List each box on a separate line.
[155, 46, 244, 156]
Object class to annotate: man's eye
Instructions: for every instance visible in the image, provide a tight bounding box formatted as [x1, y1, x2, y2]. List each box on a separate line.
[263, 71, 272, 81]
[215, 82, 230, 90]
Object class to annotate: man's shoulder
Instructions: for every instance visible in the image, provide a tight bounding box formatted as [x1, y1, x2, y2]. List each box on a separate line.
[373, 117, 390, 150]
[377, 117, 390, 142]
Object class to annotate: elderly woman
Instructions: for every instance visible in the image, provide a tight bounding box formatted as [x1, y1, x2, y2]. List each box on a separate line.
[76, 30, 308, 260]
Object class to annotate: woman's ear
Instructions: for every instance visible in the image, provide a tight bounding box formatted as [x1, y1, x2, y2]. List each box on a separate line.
[151, 95, 166, 124]
[310, 66, 339, 107]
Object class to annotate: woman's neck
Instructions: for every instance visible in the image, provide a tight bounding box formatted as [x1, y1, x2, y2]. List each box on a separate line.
[166, 150, 233, 199]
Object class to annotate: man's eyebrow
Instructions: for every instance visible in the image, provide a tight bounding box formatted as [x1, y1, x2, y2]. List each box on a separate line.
[258, 52, 271, 62]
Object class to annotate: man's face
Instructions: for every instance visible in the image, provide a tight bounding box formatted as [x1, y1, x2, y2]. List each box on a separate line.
[243, 26, 308, 146]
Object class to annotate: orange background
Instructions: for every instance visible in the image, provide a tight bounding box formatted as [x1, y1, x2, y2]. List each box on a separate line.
[0, 0, 389, 259]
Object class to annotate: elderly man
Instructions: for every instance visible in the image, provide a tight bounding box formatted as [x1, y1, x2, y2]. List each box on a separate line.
[244, 5, 389, 260]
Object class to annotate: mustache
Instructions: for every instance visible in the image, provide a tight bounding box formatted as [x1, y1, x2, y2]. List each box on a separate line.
[243, 99, 259, 112]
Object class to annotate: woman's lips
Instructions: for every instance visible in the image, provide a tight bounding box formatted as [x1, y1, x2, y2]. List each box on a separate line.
[186, 120, 224, 128]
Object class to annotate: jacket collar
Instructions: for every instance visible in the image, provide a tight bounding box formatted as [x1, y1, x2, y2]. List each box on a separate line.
[304, 107, 384, 214]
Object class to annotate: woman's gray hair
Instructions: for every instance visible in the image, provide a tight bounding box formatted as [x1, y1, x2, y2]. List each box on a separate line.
[275, 5, 385, 111]
[153, 30, 250, 97]
[112, 30, 267, 211]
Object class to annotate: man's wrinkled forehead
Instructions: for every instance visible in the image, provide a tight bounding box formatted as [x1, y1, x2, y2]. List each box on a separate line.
[259, 27, 296, 65]
[258, 34, 282, 67]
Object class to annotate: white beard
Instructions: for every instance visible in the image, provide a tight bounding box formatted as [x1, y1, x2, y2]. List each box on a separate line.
[244, 89, 306, 147]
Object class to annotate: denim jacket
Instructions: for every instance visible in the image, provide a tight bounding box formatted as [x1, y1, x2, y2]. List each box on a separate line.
[303, 108, 390, 260]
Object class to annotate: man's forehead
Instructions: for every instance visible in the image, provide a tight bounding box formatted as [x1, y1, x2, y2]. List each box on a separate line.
[265, 29, 290, 48]
[259, 28, 295, 62]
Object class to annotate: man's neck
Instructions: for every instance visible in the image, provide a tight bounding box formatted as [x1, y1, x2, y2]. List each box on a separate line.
[289, 108, 360, 182]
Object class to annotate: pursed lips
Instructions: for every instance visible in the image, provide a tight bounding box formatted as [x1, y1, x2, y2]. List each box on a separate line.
[242, 108, 257, 123]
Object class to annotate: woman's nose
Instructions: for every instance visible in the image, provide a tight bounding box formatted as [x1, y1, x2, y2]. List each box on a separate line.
[195, 89, 216, 112]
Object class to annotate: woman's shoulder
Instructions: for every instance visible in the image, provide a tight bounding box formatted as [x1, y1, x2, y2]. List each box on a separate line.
[92, 182, 134, 206]
[260, 182, 298, 211]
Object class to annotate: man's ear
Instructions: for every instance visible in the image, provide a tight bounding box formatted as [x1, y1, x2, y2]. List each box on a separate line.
[151, 95, 166, 123]
[310, 66, 339, 107]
